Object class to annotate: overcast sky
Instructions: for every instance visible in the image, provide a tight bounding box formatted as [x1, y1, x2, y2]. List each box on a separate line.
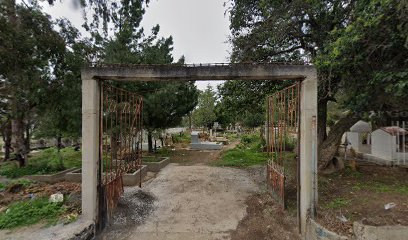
[42, 0, 231, 91]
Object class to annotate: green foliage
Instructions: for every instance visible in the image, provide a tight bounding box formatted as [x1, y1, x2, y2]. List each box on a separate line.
[240, 134, 262, 149]
[325, 198, 350, 209]
[214, 134, 267, 167]
[142, 156, 162, 162]
[192, 85, 218, 128]
[0, 2, 67, 156]
[218, 80, 293, 128]
[228, 0, 408, 168]
[316, 0, 408, 115]
[225, 133, 239, 141]
[0, 198, 64, 229]
[171, 132, 191, 144]
[154, 147, 172, 157]
[9, 178, 33, 188]
[0, 178, 33, 192]
[352, 182, 408, 195]
[0, 147, 81, 178]
[102, 6, 198, 153]
[216, 148, 268, 167]
[34, 19, 96, 140]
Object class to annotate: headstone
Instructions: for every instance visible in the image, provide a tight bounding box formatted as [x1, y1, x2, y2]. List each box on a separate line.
[191, 131, 200, 144]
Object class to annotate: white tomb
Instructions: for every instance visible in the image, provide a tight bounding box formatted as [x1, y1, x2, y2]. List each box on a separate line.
[345, 120, 372, 153]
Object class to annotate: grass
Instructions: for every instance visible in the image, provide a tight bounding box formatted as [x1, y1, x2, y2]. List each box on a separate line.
[153, 147, 173, 157]
[352, 181, 408, 195]
[225, 133, 239, 141]
[0, 147, 81, 179]
[215, 149, 268, 167]
[325, 197, 350, 209]
[0, 179, 34, 193]
[213, 133, 298, 169]
[142, 156, 164, 162]
[213, 133, 268, 167]
[0, 197, 65, 229]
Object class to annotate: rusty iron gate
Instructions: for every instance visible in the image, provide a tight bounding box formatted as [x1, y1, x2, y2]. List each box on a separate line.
[98, 82, 143, 226]
[266, 82, 300, 208]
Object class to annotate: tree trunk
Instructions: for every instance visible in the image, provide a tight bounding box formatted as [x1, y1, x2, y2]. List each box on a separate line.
[7, 0, 25, 166]
[57, 135, 62, 150]
[147, 131, 153, 153]
[2, 121, 12, 161]
[318, 99, 328, 146]
[25, 121, 30, 152]
[318, 113, 358, 170]
[11, 117, 26, 167]
[189, 113, 192, 131]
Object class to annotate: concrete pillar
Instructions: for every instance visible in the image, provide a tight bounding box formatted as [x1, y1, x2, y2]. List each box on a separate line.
[81, 78, 100, 222]
[299, 70, 318, 237]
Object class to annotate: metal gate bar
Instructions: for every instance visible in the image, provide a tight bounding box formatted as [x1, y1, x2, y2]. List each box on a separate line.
[100, 82, 143, 217]
[266, 82, 300, 208]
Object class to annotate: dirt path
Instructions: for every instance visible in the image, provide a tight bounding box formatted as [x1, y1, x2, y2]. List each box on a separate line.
[120, 163, 258, 240]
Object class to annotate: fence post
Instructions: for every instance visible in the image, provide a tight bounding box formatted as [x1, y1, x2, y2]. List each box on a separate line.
[299, 68, 318, 237]
[81, 77, 100, 222]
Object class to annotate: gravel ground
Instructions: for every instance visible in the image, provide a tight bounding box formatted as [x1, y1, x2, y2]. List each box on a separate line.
[102, 163, 259, 240]
[96, 188, 157, 240]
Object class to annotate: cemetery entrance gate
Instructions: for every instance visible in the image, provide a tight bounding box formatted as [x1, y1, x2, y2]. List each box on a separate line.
[98, 82, 143, 229]
[81, 63, 318, 236]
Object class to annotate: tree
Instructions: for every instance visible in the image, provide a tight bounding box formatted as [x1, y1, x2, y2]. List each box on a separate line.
[143, 82, 198, 151]
[34, 19, 97, 148]
[218, 79, 295, 128]
[192, 85, 217, 129]
[0, 1, 65, 165]
[227, 0, 407, 170]
[315, 0, 408, 169]
[102, 2, 198, 153]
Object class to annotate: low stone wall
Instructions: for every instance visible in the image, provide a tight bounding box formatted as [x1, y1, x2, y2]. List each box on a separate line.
[26, 168, 77, 184]
[122, 165, 147, 186]
[353, 222, 408, 240]
[143, 157, 170, 172]
[306, 219, 408, 240]
[65, 168, 82, 183]
[65, 165, 147, 186]
[306, 219, 349, 240]
[190, 142, 223, 150]
[67, 220, 95, 240]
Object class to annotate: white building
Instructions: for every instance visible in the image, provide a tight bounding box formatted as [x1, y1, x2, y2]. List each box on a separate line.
[346, 120, 372, 153]
[371, 126, 408, 163]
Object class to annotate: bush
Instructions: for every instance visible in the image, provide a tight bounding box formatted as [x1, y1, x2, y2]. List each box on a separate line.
[238, 134, 264, 151]
[0, 198, 64, 229]
[171, 132, 191, 143]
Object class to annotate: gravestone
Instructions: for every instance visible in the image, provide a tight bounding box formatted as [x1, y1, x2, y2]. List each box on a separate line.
[191, 131, 200, 144]
[190, 131, 222, 150]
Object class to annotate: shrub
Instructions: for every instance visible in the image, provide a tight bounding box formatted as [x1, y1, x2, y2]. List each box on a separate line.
[171, 132, 191, 143]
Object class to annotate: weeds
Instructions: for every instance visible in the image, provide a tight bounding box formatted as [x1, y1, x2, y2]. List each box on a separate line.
[0, 197, 65, 229]
[0, 147, 81, 178]
[172, 132, 191, 143]
[213, 133, 268, 167]
[325, 198, 350, 209]
[353, 181, 408, 195]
